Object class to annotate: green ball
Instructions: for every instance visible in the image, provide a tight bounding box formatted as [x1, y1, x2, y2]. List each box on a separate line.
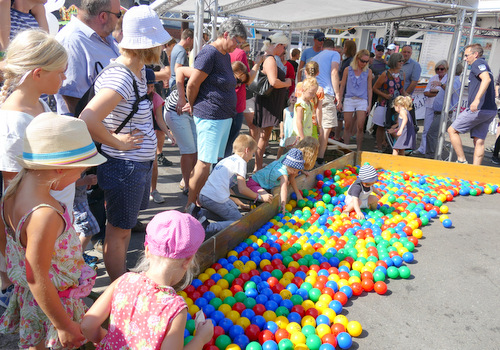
[404, 241, 415, 252]
[258, 247, 267, 254]
[246, 341, 262, 350]
[276, 306, 290, 317]
[373, 270, 386, 282]
[301, 282, 313, 291]
[399, 266, 411, 279]
[322, 194, 332, 203]
[184, 335, 194, 345]
[224, 296, 236, 307]
[301, 325, 316, 337]
[297, 258, 308, 266]
[302, 189, 310, 197]
[230, 268, 241, 278]
[386, 266, 399, 279]
[278, 339, 294, 350]
[420, 216, 429, 226]
[297, 199, 306, 208]
[210, 297, 223, 310]
[244, 281, 257, 291]
[234, 291, 247, 303]
[470, 189, 478, 196]
[271, 269, 284, 280]
[308, 288, 322, 302]
[185, 319, 196, 334]
[243, 297, 257, 309]
[306, 334, 322, 350]
[388, 195, 397, 203]
[223, 273, 235, 285]
[316, 206, 325, 215]
[306, 200, 314, 208]
[283, 256, 294, 267]
[215, 334, 232, 350]
[310, 259, 320, 267]
[290, 294, 304, 306]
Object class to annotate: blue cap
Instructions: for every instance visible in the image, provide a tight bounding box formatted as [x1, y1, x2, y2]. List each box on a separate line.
[146, 68, 156, 85]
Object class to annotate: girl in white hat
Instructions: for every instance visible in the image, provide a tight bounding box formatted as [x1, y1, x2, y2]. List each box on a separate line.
[0, 112, 106, 349]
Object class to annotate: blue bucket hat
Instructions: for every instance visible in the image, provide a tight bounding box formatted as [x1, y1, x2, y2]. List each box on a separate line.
[283, 148, 304, 170]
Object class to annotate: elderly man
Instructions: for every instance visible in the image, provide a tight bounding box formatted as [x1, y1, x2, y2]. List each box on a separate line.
[55, 0, 121, 115]
[448, 44, 497, 165]
[311, 38, 341, 165]
[297, 31, 324, 80]
[400, 45, 421, 96]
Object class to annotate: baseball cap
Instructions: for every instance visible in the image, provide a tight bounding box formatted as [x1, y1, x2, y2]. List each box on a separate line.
[146, 68, 156, 85]
[358, 164, 378, 183]
[387, 44, 396, 50]
[282, 148, 305, 170]
[145, 210, 205, 259]
[375, 44, 385, 51]
[314, 32, 325, 41]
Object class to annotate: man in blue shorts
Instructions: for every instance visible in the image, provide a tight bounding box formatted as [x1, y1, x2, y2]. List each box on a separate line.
[448, 43, 497, 165]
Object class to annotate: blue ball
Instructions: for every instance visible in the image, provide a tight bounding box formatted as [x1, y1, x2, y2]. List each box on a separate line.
[241, 308, 255, 320]
[255, 294, 268, 305]
[262, 340, 278, 350]
[337, 332, 353, 349]
[339, 285, 353, 299]
[219, 318, 233, 333]
[201, 304, 215, 317]
[271, 294, 283, 304]
[252, 315, 266, 330]
[265, 321, 279, 334]
[280, 299, 294, 311]
[195, 297, 208, 308]
[316, 314, 331, 326]
[211, 310, 224, 324]
[262, 288, 274, 298]
[287, 311, 302, 324]
[234, 334, 250, 349]
[443, 218, 453, 228]
[245, 288, 258, 298]
[296, 288, 309, 300]
[320, 344, 336, 350]
[392, 255, 403, 267]
[329, 300, 343, 314]
[228, 324, 245, 339]
[203, 291, 216, 301]
[264, 300, 279, 311]
[402, 252, 414, 263]
[286, 283, 298, 294]
[250, 276, 263, 284]
[184, 328, 190, 338]
[325, 280, 339, 292]
[191, 279, 203, 289]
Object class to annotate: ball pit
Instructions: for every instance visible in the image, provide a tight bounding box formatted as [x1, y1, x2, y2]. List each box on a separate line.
[181, 164, 499, 349]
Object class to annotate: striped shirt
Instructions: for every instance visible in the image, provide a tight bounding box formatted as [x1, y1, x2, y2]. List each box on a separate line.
[94, 65, 156, 162]
[9, 8, 39, 40]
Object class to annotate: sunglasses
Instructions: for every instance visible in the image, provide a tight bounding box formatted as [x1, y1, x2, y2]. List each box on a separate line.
[399, 60, 404, 62]
[464, 53, 474, 58]
[236, 78, 243, 84]
[102, 10, 122, 18]
[435, 67, 446, 71]
[359, 59, 369, 63]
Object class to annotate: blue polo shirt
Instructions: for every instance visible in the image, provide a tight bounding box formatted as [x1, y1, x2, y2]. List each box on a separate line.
[468, 57, 496, 111]
[400, 58, 421, 92]
[55, 16, 120, 115]
[300, 47, 322, 64]
[311, 50, 341, 96]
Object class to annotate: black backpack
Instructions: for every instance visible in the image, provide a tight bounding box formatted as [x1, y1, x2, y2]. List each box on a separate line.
[74, 62, 148, 134]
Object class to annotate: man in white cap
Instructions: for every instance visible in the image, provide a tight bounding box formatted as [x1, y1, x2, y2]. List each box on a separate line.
[385, 43, 396, 63]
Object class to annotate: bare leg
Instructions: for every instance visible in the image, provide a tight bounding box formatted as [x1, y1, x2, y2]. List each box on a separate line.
[187, 160, 211, 208]
[156, 129, 166, 157]
[448, 125, 466, 162]
[254, 126, 273, 172]
[181, 153, 197, 190]
[376, 126, 385, 150]
[473, 137, 485, 165]
[79, 235, 92, 252]
[356, 110, 367, 151]
[343, 112, 354, 145]
[277, 146, 285, 159]
[318, 127, 332, 159]
[244, 112, 258, 140]
[335, 118, 344, 141]
[103, 223, 131, 281]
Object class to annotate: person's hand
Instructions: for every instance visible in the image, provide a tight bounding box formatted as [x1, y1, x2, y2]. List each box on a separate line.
[295, 192, 303, 202]
[176, 97, 186, 115]
[470, 100, 479, 112]
[194, 320, 214, 344]
[356, 211, 365, 220]
[302, 171, 310, 178]
[167, 130, 176, 146]
[366, 105, 371, 114]
[285, 78, 292, 87]
[57, 320, 86, 349]
[386, 93, 392, 100]
[337, 100, 342, 112]
[115, 129, 143, 151]
[261, 193, 273, 203]
[280, 201, 286, 214]
[397, 129, 402, 137]
[82, 174, 98, 189]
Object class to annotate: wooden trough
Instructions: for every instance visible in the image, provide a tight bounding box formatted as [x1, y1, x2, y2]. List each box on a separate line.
[196, 151, 500, 271]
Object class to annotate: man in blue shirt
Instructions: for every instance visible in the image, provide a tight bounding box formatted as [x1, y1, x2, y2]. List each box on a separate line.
[55, 0, 121, 115]
[448, 43, 497, 165]
[297, 31, 324, 81]
[169, 28, 193, 88]
[400, 45, 421, 96]
[311, 39, 340, 165]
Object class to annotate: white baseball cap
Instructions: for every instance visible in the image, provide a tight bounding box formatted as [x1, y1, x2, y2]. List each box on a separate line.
[387, 44, 396, 50]
[119, 5, 171, 50]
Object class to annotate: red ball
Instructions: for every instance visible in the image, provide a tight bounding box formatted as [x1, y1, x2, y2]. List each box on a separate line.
[374, 281, 388, 295]
[262, 265, 274, 273]
[259, 330, 275, 343]
[232, 278, 244, 288]
[275, 329, 290, 342]
[267, 277, 279, 287]
[351, 282, 363, 296]
[197, 285, 209, 295]
[211, 263, 222, 270]
[232, 302, 246, 314]
[321, 333, 337, 346]
[230, 285, 243, 295]
[253, 304, 266, 316]
[204, 279, 216, 288]
[249, 269, 260, 277]
[321, 287, 335, 298]
[203, 344, 218, 350]
[272, 258, 283, 267]
[272, 283, 285, 294]
[213, 326, 225, 338]
[240, 273, 250, 282]
[245, 324, 261, 341]
[361, 279, 374, 292]
[291, 277, 303, 287]
[331, 323, 346, 336]
[190, 291, 202, 301]
[361, 271, 373, 280]
[291, 305, 305, 318]
[184, 285, 195, 294]
[305, 307, 319, 319]
[333, 291, 348, 305]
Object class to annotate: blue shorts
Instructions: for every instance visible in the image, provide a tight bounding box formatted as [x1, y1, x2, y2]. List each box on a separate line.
[451, 109, 497, 140]
[74, 201, 100, 237]
[165, 110, 197, 154]
[194, 117, 232, 164]
[97, 154, 152, 229]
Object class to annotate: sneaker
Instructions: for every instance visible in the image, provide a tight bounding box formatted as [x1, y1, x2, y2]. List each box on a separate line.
[198, 215, 210, 231]
[93, 240, 103, 253]
[185, 202, 201, 219]
[157, 153, 173, 166]
[485, 146, 495, 153]
[0, 284, 14, 308]
[492, 155, 500, 164]
[150, 189, 165, 203]
[83, 253, 98, 264]
[132, 220, 146, 233]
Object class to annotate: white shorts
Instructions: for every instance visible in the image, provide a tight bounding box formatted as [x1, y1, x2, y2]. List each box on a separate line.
[244, 97, 255, 114]
[343, 97, 368, 112]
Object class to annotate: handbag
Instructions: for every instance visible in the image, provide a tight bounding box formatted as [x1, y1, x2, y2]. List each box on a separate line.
[248, 70, 274, 97]
[366, 102, 377, 134]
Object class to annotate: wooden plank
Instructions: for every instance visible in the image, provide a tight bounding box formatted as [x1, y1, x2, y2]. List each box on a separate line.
[358, 151, 500, 185]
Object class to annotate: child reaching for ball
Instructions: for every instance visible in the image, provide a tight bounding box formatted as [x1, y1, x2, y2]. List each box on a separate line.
[342, 164, 383, 220]
[81, 210, 214, 350]
[390, 96, 416, 156]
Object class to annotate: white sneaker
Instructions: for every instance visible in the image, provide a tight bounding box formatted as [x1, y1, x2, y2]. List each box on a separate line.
[150, 190, 165, 203]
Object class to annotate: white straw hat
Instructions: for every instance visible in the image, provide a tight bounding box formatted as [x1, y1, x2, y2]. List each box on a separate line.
[119, 5, 172, 50]
[17, 112, 106, 170]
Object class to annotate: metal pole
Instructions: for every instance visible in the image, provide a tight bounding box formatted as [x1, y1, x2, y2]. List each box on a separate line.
[192, 0, 204, 58]
[211, 0, 218, 42]
[435, 8, 466, 161]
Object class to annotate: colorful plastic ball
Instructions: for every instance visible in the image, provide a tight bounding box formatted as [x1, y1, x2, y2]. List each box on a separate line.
[346, 321, 362, 337]
[315, 314, 331, 326]
[301, 315, 317, 327]
[290, 331, 307, 345]
[246, 341, 262, 350]
[215, 334, 232, 350]
[301, 324, 316, 338]
[319, 344, 336, 350]
[402, 252, 414, 263]
[336, 332, 353, 349]
[259, 330, 275, 344]
[229, 325, 245, 340]
[275, 328, 290, 343]
[316, 323, 332, 338]
[305, 334, 322, 350]
[277, 338, 293, 350]
[398, 266, 411, 279]
[374, 281, 387, 295]
[234, 334, 250, 349]
[245, 324, 261, 341]
[442, 219, 453, 228]
[386, 266, 399, 279]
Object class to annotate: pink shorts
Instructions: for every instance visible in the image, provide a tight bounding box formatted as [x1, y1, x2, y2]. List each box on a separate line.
[247, 177, 264, 193]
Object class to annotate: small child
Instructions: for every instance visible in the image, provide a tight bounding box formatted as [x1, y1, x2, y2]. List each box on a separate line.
[81, 210, 214, 349]
[248, 148, 305, 214]
[292, 77, 319, 142]
[296, 61, 325, 139]
[390, 96, 416, 156]
[199, 134, 273, 225]
[146, 68, 176, 204]
[296, 136, 320, 171]
[0, 113, 106, 349]
[343, 164, 383, 220]
[277, 92, 297, 158]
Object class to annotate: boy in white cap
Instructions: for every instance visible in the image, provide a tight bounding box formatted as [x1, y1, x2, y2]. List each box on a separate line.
[343, 164, 383, 219]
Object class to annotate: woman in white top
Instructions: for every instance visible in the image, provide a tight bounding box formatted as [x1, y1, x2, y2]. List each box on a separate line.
[80, 6, 171, 282]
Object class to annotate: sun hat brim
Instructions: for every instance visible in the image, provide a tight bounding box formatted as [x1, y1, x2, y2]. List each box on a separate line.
[16, 152, 106, 170]
[118, 30, 171, 50]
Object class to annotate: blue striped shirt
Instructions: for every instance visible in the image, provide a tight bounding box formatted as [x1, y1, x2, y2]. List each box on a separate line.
[9, 8, 39, 40]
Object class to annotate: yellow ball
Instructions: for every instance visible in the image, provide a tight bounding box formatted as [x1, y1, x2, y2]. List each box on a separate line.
[236, 317, 250, 330]
[263, 310, 277, 322]
[322, 308, 336, 323]
[178, 291, 188, 299]
[439, 214, 449, 222]
[328, 274, 340, 282]
[248, 235, 258, 242]
[280, 289, 292, 300]
[233, 260, 245, 270]
[275, 316, 289, 329]
[316, 324, 332, 338]
[227, 310, 240, 324]
[318, 294, 333, 305]
[188, 304, 200, 317]
[346, 320, 363, 337]
[485, 187, 493, 194]
[205, 267, 216, 276]
[294, 344, 308, 350]
[337, 279, 349, 289]
[285, 204, 293, 212]
[226, 345, 241, 350]
[440, 205, 449, 214]
[184, 297, 193, 307]
[219, 289, 233, 301]
[217, 279, 230, 290]
[304, 276, 317, 285]
[209, 285, 222, 297]
[290, 332, 307, 345]
[302, 300, 315, 311]
[286, 322, 302, 335]
[315, 301, 329, 314]
[198, 273, 209, 282]
[217, 268, 229, 277]
[338, 261, 351, 269]
[412, 229, 423, 239]
[334, 314, 349, 328]
[260, 259, 271, 269]
[301, 315, 317, 327]
[227, 250, 238, 257]
[348, 276, 361, 285]
[218, 303, 232, 316]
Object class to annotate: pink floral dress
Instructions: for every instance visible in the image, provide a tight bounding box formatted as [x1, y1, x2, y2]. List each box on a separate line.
[97, 272, 187, 350]
[0, 203, 96, 349]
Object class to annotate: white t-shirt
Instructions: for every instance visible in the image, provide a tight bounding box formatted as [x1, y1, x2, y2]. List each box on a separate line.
[424, 74, 447, 108]
[0, 100, 75, 215]
[200, 154, 247, 203]
[95, 64, 156, 162]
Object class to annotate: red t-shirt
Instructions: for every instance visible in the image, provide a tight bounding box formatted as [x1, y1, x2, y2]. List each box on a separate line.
[230, 48, 250, 113]
[285, 61, 296, 98]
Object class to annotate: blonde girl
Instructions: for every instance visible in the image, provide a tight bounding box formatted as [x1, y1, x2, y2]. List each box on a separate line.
[293, 77, 319, 141]
[0, 29, 69, 313]
[339, 49, 373, 151]
[297, 61, 325, 139]
[0, 113, 106, 349]
[391, 96, 416, 155]
[81, 211, 214, 349]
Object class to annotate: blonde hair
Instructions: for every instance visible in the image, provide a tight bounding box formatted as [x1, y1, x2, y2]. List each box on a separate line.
[2, 169, 27, 200]
[233, 134, 257, 153]
[302, 77, 318, 93]
[120, 46, 162, 65]
[0, 30, 68, 104]
[351, 49, 370, 71]
[393, 96, 413, 111]
[304, 61, 319, 78]
[296, 137, 319, 170]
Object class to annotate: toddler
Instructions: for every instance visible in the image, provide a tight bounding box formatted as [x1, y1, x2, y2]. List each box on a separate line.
[277, 92, 297, 158]
[343, 164, 383, 220]
[292, 77, 319, 142]
[390, 96, 416, 156]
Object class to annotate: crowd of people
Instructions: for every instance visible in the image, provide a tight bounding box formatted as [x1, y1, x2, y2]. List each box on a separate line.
[0, 0, 499, 348]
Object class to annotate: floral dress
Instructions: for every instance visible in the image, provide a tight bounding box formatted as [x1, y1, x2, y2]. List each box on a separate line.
[97, 272, 187, 350]
[0, 203, 96, 349]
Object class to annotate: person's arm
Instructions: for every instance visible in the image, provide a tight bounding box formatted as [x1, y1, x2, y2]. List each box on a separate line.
[316, 99, 323, 137]
[186, 68, 208, 113]
[0, 0, 10, 52]
[351, 197, 364, 219]
[25, 209, 86, 348]
[154, 104, 176, 145]
[1, 171, 16, 191]
[237, 175, 272, 202]
[297, 60, 305, 82]
[338, 67, 349, 110]
[81, 279, 120, 343]
[366, 69, 373, 113]
[295, 105, 305, 140]
[160, 309, 214, 350]
[406, 80, 418, 95]
[278, 174, 289, 214]
[263, 56, 291, 89]
[79, 88, 143, 150]
[331, 61, 340, 105]
[30, 4, 49, 32]
[289, 173, 302, 202]
[154, 66, 171, 82]
[279, 116, 285, 142]
[470, 71, 492, 112]
[175, 66, 195, 115]
[373, 72, 390, 100]
[397, 109, 408, 137]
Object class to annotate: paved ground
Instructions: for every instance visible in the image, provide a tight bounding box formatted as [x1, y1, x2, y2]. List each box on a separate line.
[1, 121, 499, 349]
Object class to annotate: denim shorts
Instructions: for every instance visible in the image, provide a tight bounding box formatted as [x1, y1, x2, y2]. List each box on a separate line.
[451, 108, 497, 140]
[199, 194, 242, 221]
[194, 117, 232, 164]
[165, 110, 197, 154]
[97, 154, 152, 229]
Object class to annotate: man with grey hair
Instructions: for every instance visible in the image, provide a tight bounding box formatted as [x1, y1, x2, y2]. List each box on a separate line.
[55, 0, 121, 115]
